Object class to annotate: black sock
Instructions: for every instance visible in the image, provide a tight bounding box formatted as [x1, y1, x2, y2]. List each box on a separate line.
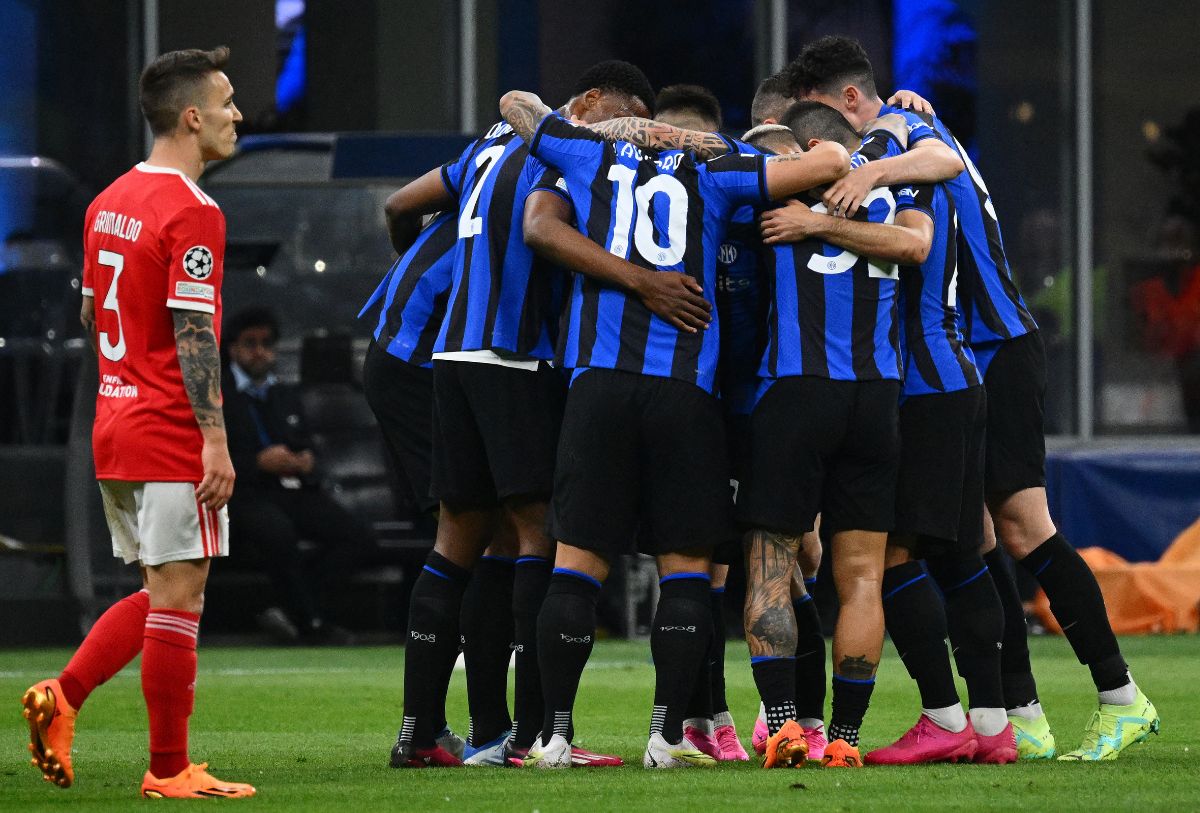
[828, 676, 874, 747]
[751, 657, 796, 736]
[537, 569, 600, 746]
[650, 574, 712, 744]
[928, 555, 1005, 710]
[984, 548, 1039, 708]
[1019, 533, 1128, 691]
[882, 561, 960, 710]
[793, 593, 826, 723]
[460, 555, 515, 747]
[510, 556, 552, 749]
[402, 551, 471, 747]
[683, 634, 714, 723]
[709, 587, 729, 714]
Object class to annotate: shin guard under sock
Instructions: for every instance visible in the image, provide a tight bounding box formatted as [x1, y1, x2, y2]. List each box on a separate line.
[511, 556, 552, 749]
[984, 548, 1039, 709]
[460, 556, 514, 747]
[60, 588, 149, 710]
[142, 609, 199, 779]
[793, 593, 826, 723]
[882, 561, 960, 710]
[537, 569, 600, 745]
[1019, 533, 1128, 691]
[927, 555, 1005, 711]
[650, 574, 712, 744]
[403, 552, 470, 747]
[751, 657, 796, 736]
[828, 676, 873, 747]
[709, 587, 729, 715]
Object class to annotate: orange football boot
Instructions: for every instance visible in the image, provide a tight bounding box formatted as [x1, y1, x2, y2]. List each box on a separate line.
[21, 678, 77, 788]
[761, 719, 809, 769]
[820, 738, 864, 768]
[141, 763, 257, 799]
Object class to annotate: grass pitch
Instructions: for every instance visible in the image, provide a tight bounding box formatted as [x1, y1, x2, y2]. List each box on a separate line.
[2, 635, 1195, 811]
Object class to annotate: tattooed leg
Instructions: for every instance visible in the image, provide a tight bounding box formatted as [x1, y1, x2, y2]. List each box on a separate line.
[826, 528, 888, 747]
[745, 530, 803, 737]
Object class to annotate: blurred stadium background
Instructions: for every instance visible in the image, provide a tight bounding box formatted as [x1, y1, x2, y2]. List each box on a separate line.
[2, 0, 1198, 648]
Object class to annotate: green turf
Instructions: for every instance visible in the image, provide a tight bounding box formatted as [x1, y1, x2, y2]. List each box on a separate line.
[2, 635, 1194, 811]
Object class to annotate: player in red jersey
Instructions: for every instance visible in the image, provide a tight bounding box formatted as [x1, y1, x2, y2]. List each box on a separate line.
[21, 46, 255, 800]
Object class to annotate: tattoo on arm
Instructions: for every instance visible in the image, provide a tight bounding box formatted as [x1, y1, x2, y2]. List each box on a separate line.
[500, 91, 552, 142]
[744, 530, 802, 658]
[837, 655, 878, 681]
[172, 310, 225, 431]
[586, 118, 731, 159]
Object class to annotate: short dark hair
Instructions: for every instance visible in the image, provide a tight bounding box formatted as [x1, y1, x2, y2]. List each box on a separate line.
[225, 306, 280, 346]
[139, 46, 231, 136]
[782, 100, 860, 149]
[654, 84, 722, 130]
[750, 72, 793, 124]
[572, 60, 656, 117]
[785, 36, 877, 99]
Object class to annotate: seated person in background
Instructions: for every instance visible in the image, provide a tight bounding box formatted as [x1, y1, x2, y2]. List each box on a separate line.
[222, 306, 374, 644]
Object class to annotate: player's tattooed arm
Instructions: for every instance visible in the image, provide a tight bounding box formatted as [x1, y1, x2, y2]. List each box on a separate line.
[584, 118, 731, 159]
[173, 310, 224, 431]
[499, 91, 553, 143]
[763, 142, 851, 200]
[744, 530, 802, 658]
[173, 308, 235, 510]
[80, 295, 98, 355]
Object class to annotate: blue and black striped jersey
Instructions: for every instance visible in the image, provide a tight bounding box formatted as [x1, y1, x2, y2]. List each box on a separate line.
[879, 105, 1037, 345]
[894, 181, 980, 396]
[358, 212, 455, 368]
[435, 121, 568, 360]
[758, 130, 907, 385]
[716, 202, 766, 416]
[529, 112, 770, 394]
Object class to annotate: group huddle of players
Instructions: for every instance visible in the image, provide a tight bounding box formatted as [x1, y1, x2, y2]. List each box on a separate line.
[366, 35, 1159, 770]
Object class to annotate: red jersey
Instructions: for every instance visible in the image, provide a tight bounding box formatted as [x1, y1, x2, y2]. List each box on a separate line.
[82, 163, 226, 482]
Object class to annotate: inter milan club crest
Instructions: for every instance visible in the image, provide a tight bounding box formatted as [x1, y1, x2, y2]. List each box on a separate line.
[183, 245, 214, 280]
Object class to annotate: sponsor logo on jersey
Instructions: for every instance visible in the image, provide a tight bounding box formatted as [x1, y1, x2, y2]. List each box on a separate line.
[98, 373, 138, 399]
[174, 281, 214, 300]
[183, 245, 214, 280]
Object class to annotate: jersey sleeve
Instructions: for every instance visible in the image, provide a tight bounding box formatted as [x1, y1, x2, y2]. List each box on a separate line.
[163, 203, 226, 314]
[892, 108, 943, 146]
[523, 157, 570, 203]
[894, 183, 936, 220]
[700, 152, 770, 210]
[440, 142, 476, 198]
[851, 129, 905, 168]
[529, 112, 606, 171]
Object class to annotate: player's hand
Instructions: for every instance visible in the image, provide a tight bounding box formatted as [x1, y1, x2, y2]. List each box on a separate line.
[887, 89, 935, 116]
[294, 449, 316, 476]
[633, 270, 712, 333]
[760, 199, 822, 244]
[256, 444, 298, 475]
[821, 164, 880, 219]
[198, 438, 235, 510]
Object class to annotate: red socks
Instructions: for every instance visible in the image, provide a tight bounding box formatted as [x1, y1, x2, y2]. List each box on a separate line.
[59, 589, 150, 710]
[142, 609, 200, 779]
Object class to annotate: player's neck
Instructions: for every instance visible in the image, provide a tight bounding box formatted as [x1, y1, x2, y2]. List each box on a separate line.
[144, 138, 206, 182]
[861, 97, 884, 120]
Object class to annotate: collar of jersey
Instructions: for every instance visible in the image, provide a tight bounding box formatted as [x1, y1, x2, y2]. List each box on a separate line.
[135, 161, 190, 178]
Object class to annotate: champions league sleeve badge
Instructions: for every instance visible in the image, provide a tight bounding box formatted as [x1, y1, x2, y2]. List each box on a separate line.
[183, 245, 215, 280]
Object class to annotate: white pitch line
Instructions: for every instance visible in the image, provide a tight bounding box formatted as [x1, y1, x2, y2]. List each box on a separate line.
[0, 661, 651, 680]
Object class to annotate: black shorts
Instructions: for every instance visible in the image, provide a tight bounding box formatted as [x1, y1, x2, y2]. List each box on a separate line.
[738, 376, 901, 537]
[362, 341, 437, 513]
[711, 412, 752, 566]
[893, 386, 986, 557]
[430, 359, 565, 509]
[976, 330, 1047, 496]
[550, 368, 733, 557]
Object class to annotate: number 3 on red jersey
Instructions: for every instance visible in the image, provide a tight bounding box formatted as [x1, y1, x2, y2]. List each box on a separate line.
[97, 250, 127, 361]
